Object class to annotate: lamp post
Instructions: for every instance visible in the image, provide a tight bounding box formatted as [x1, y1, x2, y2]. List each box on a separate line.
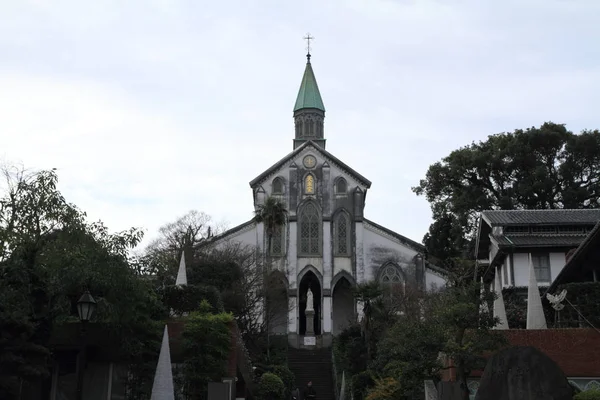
[76, 290, 97, 400]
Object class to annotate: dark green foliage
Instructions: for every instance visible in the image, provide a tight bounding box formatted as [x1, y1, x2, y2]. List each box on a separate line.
[556, 282, 600, 328]
[334, 325, 368, 376]
[413, 122, 600, 259]
[351, 371, 375, 400]
[271, 365, 295, 399]
[0, 167, 162, 398]
[258, 372, 286, 400]
[160, 284, 224, 315]
[181, 301, 233, 400]
[574, 389, 600, 400]
[0, 282, 51, 398]
[502, 287, 554, 329]
[372, 320, 445, 399]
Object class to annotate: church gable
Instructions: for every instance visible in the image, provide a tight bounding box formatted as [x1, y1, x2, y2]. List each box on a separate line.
[249, 141, 371, 194]
[249, 141, 371, 218]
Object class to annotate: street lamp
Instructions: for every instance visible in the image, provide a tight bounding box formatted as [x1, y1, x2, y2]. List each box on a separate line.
[76, 290, 97, 400]
[77, 290, 97, 324]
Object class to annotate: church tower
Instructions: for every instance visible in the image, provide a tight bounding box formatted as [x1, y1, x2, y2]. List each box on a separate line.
[293, 52, 326, 150]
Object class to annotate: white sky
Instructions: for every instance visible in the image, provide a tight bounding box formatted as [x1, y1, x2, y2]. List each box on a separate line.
[1, 0, 599, 249]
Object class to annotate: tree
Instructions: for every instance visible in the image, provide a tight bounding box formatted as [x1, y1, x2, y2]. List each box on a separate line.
[413, 122, 600, 259]
[253, 196, 288, 360]
[353, 282, 383, 362]
[430, 259, 505, 400]
[253, 196, 288, 263]
[181, 301, 233, 400]
[0, 166, 162, 398]
[140, 210, 227, 282]
[369, 260, 504, 400]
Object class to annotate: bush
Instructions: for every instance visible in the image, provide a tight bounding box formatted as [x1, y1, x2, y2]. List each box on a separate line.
[181, 303, 233, 400]
[351, 371, 375, 400]
[258, 373, 286, 400]
[575, 389, 600, 400]
[366, 377, 400, 400]
[272, 365, 295, 397]
[162, 284, 224, 315]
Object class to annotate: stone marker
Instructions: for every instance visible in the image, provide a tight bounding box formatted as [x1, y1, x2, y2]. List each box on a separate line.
[475, 346, 573, 400]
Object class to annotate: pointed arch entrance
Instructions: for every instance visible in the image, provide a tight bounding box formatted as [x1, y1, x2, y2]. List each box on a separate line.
[332, 273, 355, 335]
[299, 270, 321, 335]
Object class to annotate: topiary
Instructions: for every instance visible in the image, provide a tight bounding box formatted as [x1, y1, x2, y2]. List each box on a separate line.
[258, 372, 286, 400]
[575, 389, 600, 400]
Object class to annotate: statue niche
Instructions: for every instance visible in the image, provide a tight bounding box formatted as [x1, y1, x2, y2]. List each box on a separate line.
[299, 271, 321, 335]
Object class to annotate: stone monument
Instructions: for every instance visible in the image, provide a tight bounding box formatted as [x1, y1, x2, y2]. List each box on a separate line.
[475, 346, 573, 400]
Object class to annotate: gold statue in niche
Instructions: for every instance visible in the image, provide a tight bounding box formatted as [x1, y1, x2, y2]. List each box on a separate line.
[305, 174, 315, 194]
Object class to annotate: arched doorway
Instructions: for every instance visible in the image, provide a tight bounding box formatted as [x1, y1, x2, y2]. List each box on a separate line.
[266, 272, 288, 335]
[299, 271, 321, 335]
[332, 277, 354, 336]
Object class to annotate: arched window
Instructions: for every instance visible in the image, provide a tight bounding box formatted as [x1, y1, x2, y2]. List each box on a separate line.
[299, 203, 321, 255]
[272, 177, 284, 195]
[271, 225, 284, 256]
[334, 212, 350, 256]
[379, 263, 404, 304]
[305, 174, 315, 194]
[296, 120, 303, 136]
[335, 178, 347, 194]
[307, 118, 315, 136]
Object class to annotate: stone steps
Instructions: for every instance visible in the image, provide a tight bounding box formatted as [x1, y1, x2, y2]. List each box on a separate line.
[288, 348, 335, 400]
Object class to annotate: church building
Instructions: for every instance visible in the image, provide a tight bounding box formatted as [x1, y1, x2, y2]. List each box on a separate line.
[210, 51, 446, 348]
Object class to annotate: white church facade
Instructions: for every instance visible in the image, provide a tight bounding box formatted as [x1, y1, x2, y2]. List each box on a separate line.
[209, 53, 446, 347]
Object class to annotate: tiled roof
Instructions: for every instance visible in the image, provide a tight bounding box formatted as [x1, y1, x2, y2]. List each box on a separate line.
[493, 234, 587, 248]
[547, 220, 600, 293]
[481, 209, 600, 226]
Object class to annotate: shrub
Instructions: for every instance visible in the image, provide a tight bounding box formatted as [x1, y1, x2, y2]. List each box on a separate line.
[366, 377, 400, 400]
[181, 303, 233, 400]
[258, 373, 286, 400]
[351, 371, 375, 400]
[272, 365, 295, 397]
[162, 284, 224, 315]
[575, 389, 600, 400]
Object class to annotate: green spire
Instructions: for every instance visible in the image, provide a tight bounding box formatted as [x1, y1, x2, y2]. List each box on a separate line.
[294, 57, 325, 112]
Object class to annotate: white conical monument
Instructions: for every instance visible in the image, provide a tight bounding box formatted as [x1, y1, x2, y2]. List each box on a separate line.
[493, 271, 509, 329]
[526, 254, 547, 329]
[150, 325, 175, 400]
[175, 252, 187, 287]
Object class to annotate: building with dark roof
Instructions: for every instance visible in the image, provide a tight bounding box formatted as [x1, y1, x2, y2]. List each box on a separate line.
[475, 209, 600, 289]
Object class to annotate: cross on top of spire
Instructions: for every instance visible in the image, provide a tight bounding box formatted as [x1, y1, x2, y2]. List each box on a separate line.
[303, 33, 314, 62]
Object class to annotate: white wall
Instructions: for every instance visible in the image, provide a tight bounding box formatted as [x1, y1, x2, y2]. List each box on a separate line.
[213, 222, 257, 250]
[363, 222, 419, 282]
[426, 270, 446, 290]
[510, 251, 566, 287]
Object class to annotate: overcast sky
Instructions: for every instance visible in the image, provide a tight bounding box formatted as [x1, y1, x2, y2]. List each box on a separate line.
[1, 0, 599, 249]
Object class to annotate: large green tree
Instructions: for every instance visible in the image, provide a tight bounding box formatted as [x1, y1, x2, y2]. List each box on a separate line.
[413, 122, 600, 260]
[0, 167, 163, 398]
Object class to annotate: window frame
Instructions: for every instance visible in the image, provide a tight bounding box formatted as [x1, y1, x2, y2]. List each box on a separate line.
[298, 202, 322, 256]
[531, 252, 552, 283]
[333, 212, 351, 256]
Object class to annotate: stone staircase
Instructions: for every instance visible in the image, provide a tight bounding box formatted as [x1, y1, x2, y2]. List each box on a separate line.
[288, 347, 335, 400]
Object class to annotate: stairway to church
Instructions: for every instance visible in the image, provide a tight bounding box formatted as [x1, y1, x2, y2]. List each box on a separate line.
[288, 347, 335, 400]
